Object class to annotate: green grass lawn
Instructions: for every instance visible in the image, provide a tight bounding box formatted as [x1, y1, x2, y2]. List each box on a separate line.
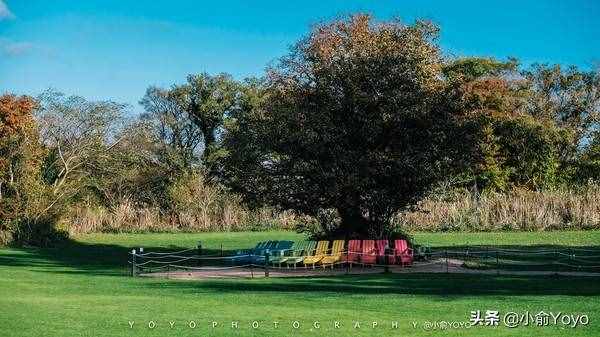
[1, 230, 599, 337]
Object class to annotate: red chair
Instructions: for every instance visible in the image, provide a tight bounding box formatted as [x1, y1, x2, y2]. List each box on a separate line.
[343, 240, 361, 267]
[394, 239, 413, 266]
[360, 240, 377, 265]
[376, 239, 395, 265]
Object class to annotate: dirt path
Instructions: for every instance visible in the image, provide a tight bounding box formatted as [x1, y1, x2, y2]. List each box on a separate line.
[140, 258, 600, 280]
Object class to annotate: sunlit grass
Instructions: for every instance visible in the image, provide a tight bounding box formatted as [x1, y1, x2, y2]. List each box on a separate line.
[1, 231, 599, 337]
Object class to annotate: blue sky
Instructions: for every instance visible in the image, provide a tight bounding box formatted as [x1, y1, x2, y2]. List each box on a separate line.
[1, 0, 599, 113]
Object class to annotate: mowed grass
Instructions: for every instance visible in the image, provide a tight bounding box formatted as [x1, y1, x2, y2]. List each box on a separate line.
[0, 231, 599, 337]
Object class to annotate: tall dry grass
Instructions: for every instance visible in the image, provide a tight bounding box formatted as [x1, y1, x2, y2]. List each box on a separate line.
[66, 176, 600, 235]
[394, 183, 600, 232]
[65, 173, 299, 235]
[66, 200, 298, 235]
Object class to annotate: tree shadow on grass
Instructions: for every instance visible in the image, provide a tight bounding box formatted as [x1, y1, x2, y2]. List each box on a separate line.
[1, 238, 599, 298]
[142, 272, 600, 297]
[0, 239, 229, 276]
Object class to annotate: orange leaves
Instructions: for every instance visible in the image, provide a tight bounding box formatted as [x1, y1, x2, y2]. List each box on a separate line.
[458, 78, 524, 120]
[462, 78, 509, 110]
[0, 94, 39, 178]
[307, 14, 421, 66]
[0, 94, 37, 139]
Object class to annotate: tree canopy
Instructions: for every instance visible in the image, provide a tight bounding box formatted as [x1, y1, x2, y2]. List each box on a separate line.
[220, 15, 461, 237]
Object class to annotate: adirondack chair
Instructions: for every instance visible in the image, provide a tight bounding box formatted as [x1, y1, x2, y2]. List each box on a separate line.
[270, 240, 294, 256]
[283, 241, 316, 268]
[255, 240, 278, 255]
[321, 240, 345, 268]
[253, 240, 292, 264]
[270, 241, 301, 267]
[246, 240, 278, 264]
[360, 240, 377, 265]
[394, 239, 414, 266]
[343, 240, 361, 267]
[234, 241, 272, 264]
[375, 239, 394, 265]
[302, 240, 329, 268]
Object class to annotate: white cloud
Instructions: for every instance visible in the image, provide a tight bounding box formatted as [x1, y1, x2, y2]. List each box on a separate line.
[0, 39, 34, 56]
[3, 41, 33, 55]
[0, 0, 15, 20]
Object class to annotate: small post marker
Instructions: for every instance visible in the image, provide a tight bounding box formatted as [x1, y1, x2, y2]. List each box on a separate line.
[131, 249, 137, 277]
[384, 243, 390, 273]
[264, 250, 270, 277]
[138, 247, 144, 274]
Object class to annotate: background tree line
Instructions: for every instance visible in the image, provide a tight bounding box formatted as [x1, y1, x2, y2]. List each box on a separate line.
[1, 14, 599, 245]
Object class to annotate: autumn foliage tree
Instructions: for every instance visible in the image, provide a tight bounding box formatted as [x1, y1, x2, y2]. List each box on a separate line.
[221, 15, 460, 238]
[0, 94, 57, 244]
[0, 94, 39, 205]
[444, 58, 599, 191]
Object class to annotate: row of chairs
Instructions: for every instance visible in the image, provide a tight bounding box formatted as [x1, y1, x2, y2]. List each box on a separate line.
[239, 239, 413, 268]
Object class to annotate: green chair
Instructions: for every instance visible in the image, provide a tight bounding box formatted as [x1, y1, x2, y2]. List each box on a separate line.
[283, 241, 317, 268]
[270, 241, 301, 267]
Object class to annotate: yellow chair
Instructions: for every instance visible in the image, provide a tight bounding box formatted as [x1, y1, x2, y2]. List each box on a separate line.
[321, 240, 345, 268]
[302, 241, 329, 268]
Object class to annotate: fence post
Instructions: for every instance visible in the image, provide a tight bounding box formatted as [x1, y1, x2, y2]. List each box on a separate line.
[569, 248, 577, 272]
[569, 248, 572, 262]
[555, 249, 559, 275]
[445, 250, 449, 274]
[384, 244, 390, 273]
[131, 249, 137, 277]
[264, 250, 270, 277]
[196, 241, 202, 266]
[345, 249, 349, 275]
[138, 247, 144, 272]
[496, 250, 500, 276]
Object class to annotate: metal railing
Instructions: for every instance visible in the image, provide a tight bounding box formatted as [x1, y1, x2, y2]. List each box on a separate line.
[127, 243, 600, 278]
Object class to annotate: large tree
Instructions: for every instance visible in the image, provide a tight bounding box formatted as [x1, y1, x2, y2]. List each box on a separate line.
[186, 73, 238, 164]
[522, 64, 600, 177]
[443, 57, 564, 191]
[221, 14, 460, 238]
[0, 94, 62, 245]
[35, 90, 128, 204]
[0, 94, 41, 219]
[140, 73, 238, 174]
[444, 60, 600, 190]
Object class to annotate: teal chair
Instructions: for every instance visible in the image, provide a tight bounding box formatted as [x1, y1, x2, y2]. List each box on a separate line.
[250, 240, 281, 264]
[235, 240, 275, 264]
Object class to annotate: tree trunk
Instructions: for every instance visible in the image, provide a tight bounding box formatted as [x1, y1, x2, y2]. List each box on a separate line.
[338, 207, 370, 239]
[202, 126, 216, 161]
